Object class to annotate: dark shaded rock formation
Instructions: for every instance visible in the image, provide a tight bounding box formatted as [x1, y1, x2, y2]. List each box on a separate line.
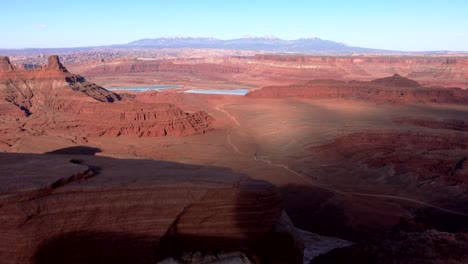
[47, 55, 68, 72]
[371, 74, 421, 87]
[0, 151, 303, 264]
[394, 118, 468, 131]
[0, 56, 14, 72]
[311, 131, 468, 198]
[311, 230, 468, 264]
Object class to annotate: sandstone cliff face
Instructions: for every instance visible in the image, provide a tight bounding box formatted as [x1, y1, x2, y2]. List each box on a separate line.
[47, 55, 68, 72]
[252, 54, 468, 88]
[75, 55, 468, 88]
[247, 77, 468, 105]
[0, 151, 303, 264]
[81, 104, 213, 137]
[371, 74, 421, 87]
[82, 59, 243, 82]
[0, 56, 14, 72]
[0, 56, 214, 138]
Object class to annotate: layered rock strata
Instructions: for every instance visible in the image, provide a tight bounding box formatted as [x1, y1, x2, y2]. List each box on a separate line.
[0, 56, 213, 137]
[74, 54, 468, 88]
[0, 152, 303, 264]
[247, 76, 468, 105]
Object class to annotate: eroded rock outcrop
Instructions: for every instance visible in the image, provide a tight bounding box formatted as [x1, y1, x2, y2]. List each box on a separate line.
[0, 151, 303, 264]
[0, 56, 14, 72]
[371, 74, 421, 87]
[0, 55, 119, 114]
[47, 55, 67, 72]
[0, 56, 214, 138]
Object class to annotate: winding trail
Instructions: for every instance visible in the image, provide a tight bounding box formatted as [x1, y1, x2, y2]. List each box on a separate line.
[215, 104, 240, 127]
[259, 125, 313, 137]
[344, 192, 468, 216]
[215, 104, 468, 217]
[254, 155, 323, 186]
[227, 135, 242, 154]
[216, 104, 243, 154]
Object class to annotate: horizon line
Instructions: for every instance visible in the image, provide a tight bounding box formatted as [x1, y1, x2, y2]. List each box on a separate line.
[0, 35, 467, 53]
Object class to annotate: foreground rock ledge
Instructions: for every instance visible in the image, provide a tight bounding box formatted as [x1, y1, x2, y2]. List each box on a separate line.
[0, 151, 302, 264]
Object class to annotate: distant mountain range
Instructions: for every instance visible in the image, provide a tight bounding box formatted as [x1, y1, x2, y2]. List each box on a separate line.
[126, 36, 380, 54]
[1, 36, 466, 56]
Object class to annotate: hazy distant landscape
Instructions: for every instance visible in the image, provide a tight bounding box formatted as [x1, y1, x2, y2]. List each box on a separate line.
[1, 1, 467, 264]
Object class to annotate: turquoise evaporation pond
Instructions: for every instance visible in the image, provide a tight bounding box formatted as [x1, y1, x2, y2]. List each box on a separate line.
[184, 89, 249, 95]
[106, 84, 183, 92]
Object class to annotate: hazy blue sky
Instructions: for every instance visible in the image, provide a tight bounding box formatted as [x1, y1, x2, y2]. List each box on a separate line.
[1, 0, 467, 51]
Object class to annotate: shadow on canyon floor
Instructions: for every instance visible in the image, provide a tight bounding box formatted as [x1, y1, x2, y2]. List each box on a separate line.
[278, 184, 468, 243]
[45, 146, 104, 175]
[0, 148, 300, 264]
[278, 184, 354, 239]
[33, 231, 299, 264]
[33, 231, 160, 264]
[45, 146, 102, 155]
[8, 147, 467, 263]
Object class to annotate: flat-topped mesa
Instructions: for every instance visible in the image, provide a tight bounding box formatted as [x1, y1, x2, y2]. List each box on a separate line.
[371, 74, 421, 87]
[47, 55, 68, 72]
[0, 56, 14, 73]
[247, 75, 468, 105]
